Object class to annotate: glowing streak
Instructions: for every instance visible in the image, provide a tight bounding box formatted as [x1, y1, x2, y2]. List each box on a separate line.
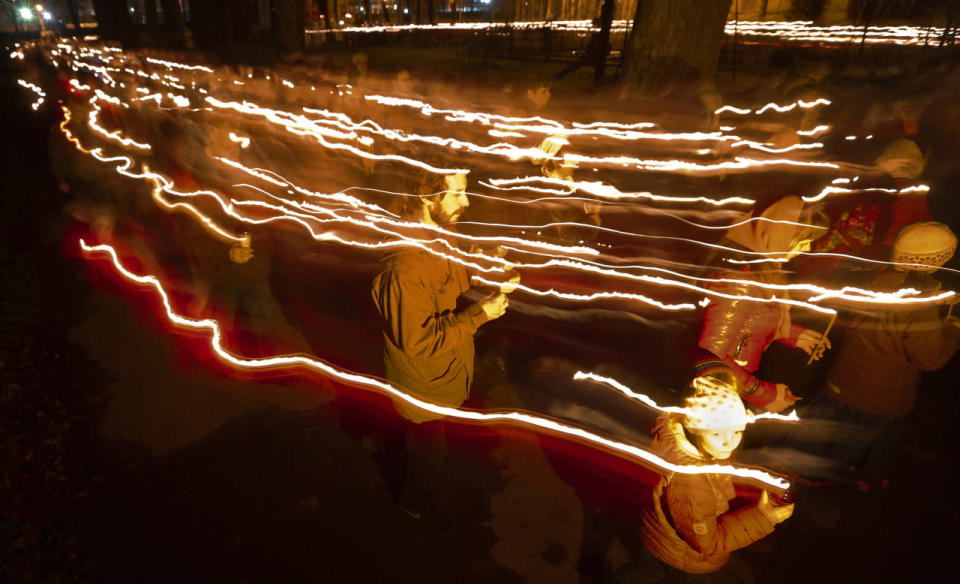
[60, 106, 241, 244]
[228, 132, 251, 149]
[796, 125, 830, 137]
[802, 183, 929, 203]
[483, 177, 755, 206]
[79, 239, 790, 490]
[731, 140, 823, 153]
[725, 258, 789, 264]
[17, 79, 46, 110]
[87, 96, 151, 150]
[715, 105, 751, 115]
[472, 275, 697, 311]
[573, 371, 799, 423]
[205, 97, 470, 175]
[56, 48, 956, 298]
[488, 129, 527, 138]
[145, 56, 214, 72]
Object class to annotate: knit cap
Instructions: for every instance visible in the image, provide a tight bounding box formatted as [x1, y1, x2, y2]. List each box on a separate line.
[684, 375, 749, 432]
[892, 222, 957, 271]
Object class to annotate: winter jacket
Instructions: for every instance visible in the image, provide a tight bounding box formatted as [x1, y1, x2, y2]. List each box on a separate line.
[698, 243, 805, 408]
[827, 270, 960, 416]
[698, 197, 810, 408]
[372, 246, 488, 423]
[640, 416, 775, 574]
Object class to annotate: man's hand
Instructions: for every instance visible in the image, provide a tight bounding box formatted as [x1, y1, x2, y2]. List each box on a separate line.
[229, 245, 254, 264]
[765, 383, 801, 413]
[758, 490, 795, 524]
[500, 273, 521, 294]
[795, 328, 831, 361]
[480, 292, 508, 321]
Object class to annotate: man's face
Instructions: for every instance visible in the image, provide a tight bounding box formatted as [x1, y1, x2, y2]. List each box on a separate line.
[429, 173, 469, 224]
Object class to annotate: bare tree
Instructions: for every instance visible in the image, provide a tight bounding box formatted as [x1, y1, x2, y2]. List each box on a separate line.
[621, 0, 733, 96]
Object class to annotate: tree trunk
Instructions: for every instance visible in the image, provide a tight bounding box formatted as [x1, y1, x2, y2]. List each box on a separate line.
[65, 0, 82, 33]
[146, 0, 160, 39]
[621, 0, 733, 96]
[158, 0, 186, 46]
[593, 0, 615, 85]
[91, 0, 130, 41]
[274, 0, 305, 52]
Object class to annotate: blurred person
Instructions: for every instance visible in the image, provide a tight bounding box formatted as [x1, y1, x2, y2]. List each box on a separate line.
[810, 138, 931, 275]
[199, 225, 312, 359]
[529, 134, 602, 244]
[698, 196, 831, 413]
[618, 367, 794, 580]
[371, 167, 514, 523]
[800, 222, 960, 489]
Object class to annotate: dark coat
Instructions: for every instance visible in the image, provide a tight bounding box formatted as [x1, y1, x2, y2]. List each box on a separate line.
[828, 270, 959, 416]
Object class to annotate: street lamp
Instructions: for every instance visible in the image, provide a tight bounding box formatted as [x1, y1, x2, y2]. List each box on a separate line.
[34, 4, 48, 32]
[19, 7, 34, 21]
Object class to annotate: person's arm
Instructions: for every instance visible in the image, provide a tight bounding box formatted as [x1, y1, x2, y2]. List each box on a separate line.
[375, 268, 489, 360]
[903, 307, 960, 371]
[665, 475, 776, 557]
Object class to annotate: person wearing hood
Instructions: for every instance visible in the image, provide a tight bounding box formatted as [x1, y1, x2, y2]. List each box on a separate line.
[802, 222, 960, 489]
[371, 166, 513, 522]
[698, 196, 831, 413]
[626, 367, 794, 579]
[809, 138, 931, 276]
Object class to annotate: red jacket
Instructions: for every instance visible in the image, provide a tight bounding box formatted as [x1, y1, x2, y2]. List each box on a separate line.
[698, 266, 804, 408]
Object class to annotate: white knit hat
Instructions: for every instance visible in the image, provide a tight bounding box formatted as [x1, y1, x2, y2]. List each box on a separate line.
[683, 375, 749, 432]
[891, 222, 957, 271]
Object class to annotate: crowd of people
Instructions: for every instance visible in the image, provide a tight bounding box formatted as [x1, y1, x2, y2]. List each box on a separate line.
[16, 37, 960, 580]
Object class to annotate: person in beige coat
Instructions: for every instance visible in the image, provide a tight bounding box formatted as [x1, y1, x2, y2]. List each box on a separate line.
[629, 368, 794, 579]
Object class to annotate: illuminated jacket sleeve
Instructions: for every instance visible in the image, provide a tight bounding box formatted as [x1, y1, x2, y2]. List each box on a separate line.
[697, 280, 779, 407]
[665, 473, 776, 557]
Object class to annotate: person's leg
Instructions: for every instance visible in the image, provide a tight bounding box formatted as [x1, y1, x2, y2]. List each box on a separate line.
[858, 415, 903, 486]
[241, 282, 312, 355]
[400, 419, 449, 519]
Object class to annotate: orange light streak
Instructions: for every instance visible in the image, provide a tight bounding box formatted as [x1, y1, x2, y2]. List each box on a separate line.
[573, 371, 799, 423]
[79, 238, 791, 490]
[52, 49, 958, 310]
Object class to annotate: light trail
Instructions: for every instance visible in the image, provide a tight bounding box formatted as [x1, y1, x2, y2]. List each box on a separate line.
[17, 79, 45, 110]
[79, 238, 791, 491]
[573, 371, 799, 423]
[48, 42, 959, 316]
[86, 94, 151, 150]
[303, 19, 955, 47]
[61, 102, 953, 314]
